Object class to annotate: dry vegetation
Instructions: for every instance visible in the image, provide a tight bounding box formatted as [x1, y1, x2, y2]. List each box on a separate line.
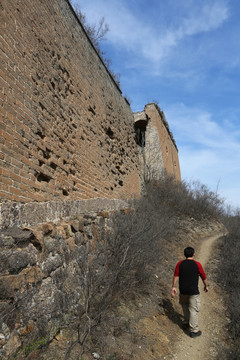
[69, 0, 121, 86]
[13, 176, 237, 359]
[215, 210, 240, 359]
[60, 177, 226, 359]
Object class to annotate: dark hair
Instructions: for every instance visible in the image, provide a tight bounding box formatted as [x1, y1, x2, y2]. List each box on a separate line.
[184, 247, 195, 258]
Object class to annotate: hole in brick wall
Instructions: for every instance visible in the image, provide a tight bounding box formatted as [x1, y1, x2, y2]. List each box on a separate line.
[50, 81, 55, 90]
[36, 131, 45, 139]
[50, 162, 57, 170]
[90, 128, 96, 135]
[110, 187, 113, 191]
[70, 225, 77, 233]
[118, 180, 123, 186]
[35, 172, 52, 183]
[105, 127, 114, 139]
[116, 166, 126, 175]
[39, 160, 44, 167]
[62, 189, 69, 196]
[94, 188, 97, 192]
[88, 106, 96, 115]
[69, 168, 76, 175]
[63, 160, 67, 165]
[42, 148, 51, 159]
[39, 102, 46, 111]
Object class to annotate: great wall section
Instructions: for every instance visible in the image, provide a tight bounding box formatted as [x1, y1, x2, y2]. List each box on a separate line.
[0, 0, 180, 357]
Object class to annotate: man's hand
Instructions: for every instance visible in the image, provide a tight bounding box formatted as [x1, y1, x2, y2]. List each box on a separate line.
[171, 287, 177, 296]
[204, 285, 209, 292]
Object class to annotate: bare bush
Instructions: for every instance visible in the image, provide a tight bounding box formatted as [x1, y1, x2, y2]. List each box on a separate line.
[217, 210, 240, 356]
[64, 177, 225, 358]
[64, 181, 179, 357]
[71, 4, 109, 53]
[147, 177, 225, 220]
[69, 1, 121, 86]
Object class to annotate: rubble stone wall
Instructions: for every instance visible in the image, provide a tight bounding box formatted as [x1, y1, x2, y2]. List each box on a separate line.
[0, 212, 116, 359]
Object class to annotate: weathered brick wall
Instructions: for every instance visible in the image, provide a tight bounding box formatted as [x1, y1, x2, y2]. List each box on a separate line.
[0, 0, 140, 205]
[134, 103, 181, 182]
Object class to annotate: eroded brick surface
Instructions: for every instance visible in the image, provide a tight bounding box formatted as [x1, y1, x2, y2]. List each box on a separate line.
[0, 0, 140, 204]
[134, 104, 181, 182]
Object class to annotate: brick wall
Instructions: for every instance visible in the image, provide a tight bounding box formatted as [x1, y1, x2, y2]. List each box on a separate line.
[0, 0, 141, 204]
[134, 103, 181, 182]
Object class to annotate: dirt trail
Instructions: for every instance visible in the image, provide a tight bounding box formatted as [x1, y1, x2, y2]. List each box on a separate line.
[170, 233, 231, 360]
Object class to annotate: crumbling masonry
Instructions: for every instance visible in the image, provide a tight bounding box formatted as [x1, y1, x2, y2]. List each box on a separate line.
[0, 0, 180, 357]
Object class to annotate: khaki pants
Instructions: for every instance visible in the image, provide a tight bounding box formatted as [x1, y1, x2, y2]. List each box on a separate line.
[179, 294, 200, 333]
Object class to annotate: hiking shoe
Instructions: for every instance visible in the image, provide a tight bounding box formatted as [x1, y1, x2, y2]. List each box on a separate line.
[190, 330, 202, 338]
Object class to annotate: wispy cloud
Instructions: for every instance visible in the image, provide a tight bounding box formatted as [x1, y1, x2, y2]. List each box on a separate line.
[166, 103, 240, 149]
[179, 2, 229, 36]
[165, 103, 240, 207]
[143, 1, 230, 63]
[74, 0, 230, 66]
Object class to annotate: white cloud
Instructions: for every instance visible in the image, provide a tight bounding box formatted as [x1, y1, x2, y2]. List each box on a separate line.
[179, 2, 229, 36]
[73, 0, 230, 66]
[166, 103, 240, 150]
[165, 103, 240, 208]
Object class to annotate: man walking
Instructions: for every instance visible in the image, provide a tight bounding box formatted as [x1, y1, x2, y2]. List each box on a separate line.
[171, 247, 208, 338]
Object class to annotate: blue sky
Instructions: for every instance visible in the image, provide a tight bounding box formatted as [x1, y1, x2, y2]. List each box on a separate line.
[71, 0, 240, 209]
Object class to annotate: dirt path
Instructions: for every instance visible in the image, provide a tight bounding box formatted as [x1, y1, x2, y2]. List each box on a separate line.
[170, 233, 231, 360]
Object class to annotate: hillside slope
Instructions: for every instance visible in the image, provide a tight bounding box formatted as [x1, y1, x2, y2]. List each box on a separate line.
[18, 218, 230, 360]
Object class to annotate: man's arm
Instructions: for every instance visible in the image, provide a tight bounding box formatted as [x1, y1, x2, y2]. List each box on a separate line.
[197, 261, 209, 292]
[202, 278, 208, 292]
[171, 275, 178, 296]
